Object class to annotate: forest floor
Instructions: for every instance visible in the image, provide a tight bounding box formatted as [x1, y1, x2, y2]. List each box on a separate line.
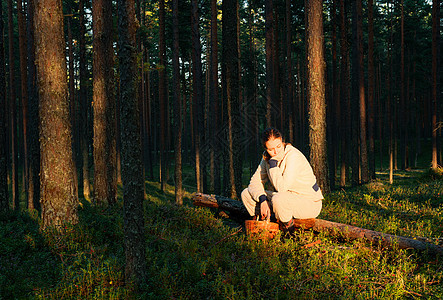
[1, 168, 442, 299]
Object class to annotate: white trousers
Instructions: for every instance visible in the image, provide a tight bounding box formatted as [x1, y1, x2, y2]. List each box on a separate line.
[241, 188, 322, 223]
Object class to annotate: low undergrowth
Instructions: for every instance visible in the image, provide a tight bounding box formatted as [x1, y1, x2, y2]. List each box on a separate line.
[1, 170, 442, 299]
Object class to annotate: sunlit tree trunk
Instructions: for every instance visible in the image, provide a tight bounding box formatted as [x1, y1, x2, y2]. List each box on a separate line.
[0, 1, 8, 212]
[172, 0, 183, 205]
[431, 0, 440, 169]
[35, 0, 78, 227]
[306, 0, 329, 193]
[8, 0, 19, 211]
[93, 0, 117, 205]
[27, 0, 40, 211]
[117, 0, 147, 287]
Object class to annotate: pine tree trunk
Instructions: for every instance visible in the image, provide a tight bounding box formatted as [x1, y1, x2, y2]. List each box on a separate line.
[93, 0, 117, 205]
[273, 7, 281, 130]
[35, 0, 78, 227]
[79, 0, 91, 200]
[17, 0, 29, 205]
[0, 1, 8, 212]
[210, 0, 221, 195]
[159, 0, 166, 191]
[388, 6, 394, 184]
[223, 0, 242, 199]
[356, 0, 368, 183]
[400, 0, 406, 170]
[117, 0, 147, 287]
[286, 0, 293, 144]
[265, 0, 274, 127]
[172, 0, 183, 205]
[67, 13, 77, 199]
[330, 0, 339, 190]
[27, 0, 40, 211]
[431, 0, 440, 169]
[191, 0, 204, 193]
[351, 0, 360, 186]
[306, 0, 329, 194]
[367, 0, 375, 179]
[8, 0, 19, 211]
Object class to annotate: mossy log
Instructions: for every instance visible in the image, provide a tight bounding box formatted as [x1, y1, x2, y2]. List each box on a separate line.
[192, 193, 443, 255]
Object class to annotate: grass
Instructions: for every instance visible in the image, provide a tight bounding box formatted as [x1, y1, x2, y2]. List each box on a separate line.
[1, 168, 442, 299]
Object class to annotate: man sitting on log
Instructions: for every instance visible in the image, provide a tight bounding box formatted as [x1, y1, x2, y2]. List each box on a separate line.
[241, 127, 323, 234]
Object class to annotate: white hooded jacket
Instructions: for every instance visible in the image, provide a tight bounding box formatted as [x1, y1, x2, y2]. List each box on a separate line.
[247, 144, 323, 202]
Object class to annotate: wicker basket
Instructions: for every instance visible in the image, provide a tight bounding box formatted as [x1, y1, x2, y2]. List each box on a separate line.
[244, 219, 279, 240]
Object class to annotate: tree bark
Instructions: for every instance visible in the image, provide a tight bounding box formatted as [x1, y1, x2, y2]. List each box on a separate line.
[192, 193, 443, 255]
[79, 0, 91, 200]
[265, 0, 274, 127]
[191, 0, 204, 193]
[368, 0, 375, 179]
[17, 0, 29, 205]
[339, 0, 350, 188]
[172, 0, 183, 205]
[0, 0, 8, 212]
[35, 0, 78, 227]
[93, 0, 117, 205]
[330, 0, 339, 190]
[286, 0, 293, 144]
[388, 5, 394, 184]
[356, 0, 368, 183]
[400, 0, 407, 170]
[222, 0, 242, 199]
[8, 0, 19, 211]
[306, 0, 329, 193]
[67, 12, 77, 199]
[431, 0, 440, 169]
[27, 0, 40, 211]
[351, 0, 360, 186]
[159, 0, 166, 191]
[117, 0, 147, 286]
[210, 0, 221, 195]
[273, 6, 281, 130]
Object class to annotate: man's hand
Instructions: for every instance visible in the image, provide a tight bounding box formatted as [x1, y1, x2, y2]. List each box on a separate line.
[260, 200, 271, 220]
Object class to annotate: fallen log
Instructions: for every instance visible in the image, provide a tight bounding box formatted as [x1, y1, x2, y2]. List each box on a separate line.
[192, 193, 443, 255]
[192, 193, 250, 217]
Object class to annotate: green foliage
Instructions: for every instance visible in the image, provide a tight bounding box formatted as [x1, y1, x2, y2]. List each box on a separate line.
[1, 171, 442, 299]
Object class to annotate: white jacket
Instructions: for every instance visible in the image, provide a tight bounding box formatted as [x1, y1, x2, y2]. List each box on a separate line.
[247, 144, 323, 201]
